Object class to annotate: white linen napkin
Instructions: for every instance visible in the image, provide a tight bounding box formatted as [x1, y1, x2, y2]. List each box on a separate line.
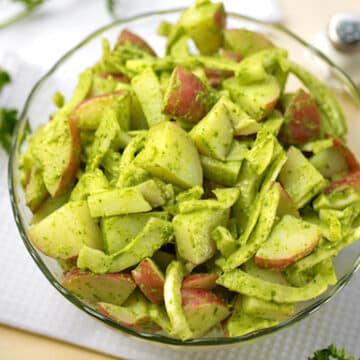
[1, 1, 360, 359]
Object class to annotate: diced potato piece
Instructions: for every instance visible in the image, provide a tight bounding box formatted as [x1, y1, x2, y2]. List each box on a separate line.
[25, 164, 48, 213]
[131, 258, 165, 304]
[131, 68, 167, 128]
[101, 212, 169, 254]
[87, 187, 152, 218]
[223, 296, 278, 337]
[174, 209, 228, 265]
[224, 29, 274, 57]
[163, 67, 211, 123]
[97, 291, 160, 331]
[70, 169, 109, 201]
[255, 215, 321, 270]
[71, 91, 130, 130]
[279, 146, 327, 208]
[279, 89, 321, 145]
[190, 97, 234, 160]
[180, 1, 226, 54]
[77, 218, 173, 273]
[115, 29, 156, 56]
[135, 122, 203, 188]
[63, 268, 135, 305]
[181, 288, 229, 337]
[182, 273, 218, 289]
[28, 201, 103, 260]
[34, 115, 81, 197]
[223, 75, 280, 120]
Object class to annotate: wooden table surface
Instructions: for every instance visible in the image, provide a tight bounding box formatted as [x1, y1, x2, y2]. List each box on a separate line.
[1, 0, 359, 359]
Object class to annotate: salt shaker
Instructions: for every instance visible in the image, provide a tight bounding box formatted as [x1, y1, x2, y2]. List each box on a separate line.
[322, 12, 360, 87]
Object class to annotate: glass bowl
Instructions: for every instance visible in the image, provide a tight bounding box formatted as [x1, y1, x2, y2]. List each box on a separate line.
[8, 9, 360, 349]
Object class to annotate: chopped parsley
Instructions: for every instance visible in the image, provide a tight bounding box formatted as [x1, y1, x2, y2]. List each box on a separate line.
[309, 344, 359, 360]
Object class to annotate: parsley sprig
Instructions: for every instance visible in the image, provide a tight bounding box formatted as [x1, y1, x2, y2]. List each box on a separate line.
[0, 69, 11, 91]
[0, 68, 17, 154]
[309, 344, 359, 360]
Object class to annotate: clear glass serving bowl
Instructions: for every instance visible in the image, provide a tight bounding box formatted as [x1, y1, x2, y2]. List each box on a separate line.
[8, 9, 360, 349]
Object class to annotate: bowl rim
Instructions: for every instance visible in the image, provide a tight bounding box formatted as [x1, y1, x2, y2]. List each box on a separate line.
[8, 8, 360, 347]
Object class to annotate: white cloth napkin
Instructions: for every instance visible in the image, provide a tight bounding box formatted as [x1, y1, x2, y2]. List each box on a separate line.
[1, 1, 360, 359]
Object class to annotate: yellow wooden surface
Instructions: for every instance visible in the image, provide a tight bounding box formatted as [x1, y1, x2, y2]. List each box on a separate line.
[1, 0, 359, 359]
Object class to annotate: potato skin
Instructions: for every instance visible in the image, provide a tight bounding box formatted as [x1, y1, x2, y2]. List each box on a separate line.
[163, 67, 211, 123]
[131, 258, 164, 304]
[53, 115, 81, 197]
[279, 89, 321, 145]
[182, 273, 218, 290]
[116, 29, 156, 56]
[325, 169, 360, 194]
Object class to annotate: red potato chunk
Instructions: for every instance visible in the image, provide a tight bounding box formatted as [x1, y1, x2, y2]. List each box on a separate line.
[221, 50, 243, 62]
[71, 91, 128, 130]
[99, 72, 130, 83]
[53, 115, 81, 197]
[325, 169, 360, 194]
[96, 302, 160, 332]
[182, 273, 218, 290]
[115, 29, 156, 56]
[330, 135, 360, 172]
[255, 215, 321, 270]
[63, 268, 136, 305]
[279, 89, 321, 145]
[181, 288, 230, 337]
[181, 2, 226, 55]
[131, 258, 165, 304]
[163, 67, 211, 123]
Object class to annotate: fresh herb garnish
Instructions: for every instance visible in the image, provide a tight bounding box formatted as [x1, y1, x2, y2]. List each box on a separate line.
[0, 69, 11, 91]
[0, 108, 17, 153]
[309, 344, 359, 360]
[0, 68, 17, 154]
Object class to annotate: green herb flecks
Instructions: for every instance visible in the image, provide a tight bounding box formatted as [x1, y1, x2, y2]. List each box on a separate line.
[308, 344, 359, 360]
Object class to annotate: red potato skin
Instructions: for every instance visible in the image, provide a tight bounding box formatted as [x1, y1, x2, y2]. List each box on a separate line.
[72, 90, 126, 118]
[213, 3, 226, 30]
[71, 90, 127, 130]
[99, 72, 130, 83]
[265, 98, 279, 112]
[279, 89, 321, 145]
[325, 169, 360, 194]
[96, 303, 160, 332]
[63, 268, 136, 304]
[254, 240, 319, 270]
[204, 68, 234, 88]
[221, 50, 243, 62]
[330, 135, 360, 172]
[116, 29, 156, 57]
[63, 267, 134, 283]
[131, 258, 164, 304]
[164, 67, 210, 123]
[205, 50, 242, 88]
[181, 288, 227, 309]
[182, 273, 218, 290]
[52, 115, 81, 197]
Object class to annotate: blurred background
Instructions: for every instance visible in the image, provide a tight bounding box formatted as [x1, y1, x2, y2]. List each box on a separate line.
[0, 1, 359, 359]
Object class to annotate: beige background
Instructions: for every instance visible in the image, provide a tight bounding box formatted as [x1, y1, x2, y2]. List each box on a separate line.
[1, 0, 359, 359]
